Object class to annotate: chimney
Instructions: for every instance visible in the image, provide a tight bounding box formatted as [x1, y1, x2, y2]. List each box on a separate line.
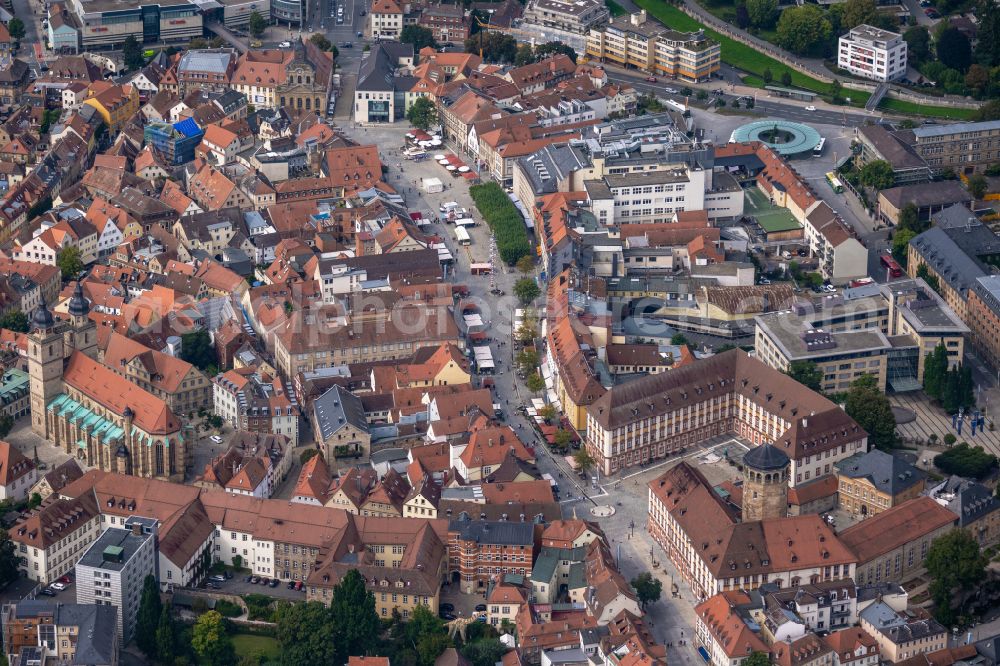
[131, 522, 143, 536]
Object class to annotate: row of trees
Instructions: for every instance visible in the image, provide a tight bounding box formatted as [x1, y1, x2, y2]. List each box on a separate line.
[469, 183, 531, 264]
[923, 343, 975, 414]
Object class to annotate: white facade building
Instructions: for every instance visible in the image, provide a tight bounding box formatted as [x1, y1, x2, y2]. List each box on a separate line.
[837, 25, 907, 82]
[74, 517, 157, 646]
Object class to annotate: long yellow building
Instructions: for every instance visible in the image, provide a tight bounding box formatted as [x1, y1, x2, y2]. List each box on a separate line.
[585, 10, 720, 82]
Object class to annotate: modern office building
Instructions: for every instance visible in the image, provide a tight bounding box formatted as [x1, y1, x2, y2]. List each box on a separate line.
[67, 0, 203, 50]
[585, 11, 720, 82]
[74, 517, 157, 646]
[837, 24, 906, 82]
[521, 0, 610, 51]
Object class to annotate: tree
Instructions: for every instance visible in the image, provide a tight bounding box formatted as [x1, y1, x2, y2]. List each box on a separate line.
[0, 310, 28, 333]
[248, 11, 267, 38]
[191, 611, 235, 666]
[976, 100, 1000, 122]
[57, 246, 84, 281]
[0, 529, 18, 587]
[407, 96, 438, 130]
[965, 64, 990, 95]
[0, 415, 12, 439]
[670, 333, 690, 347]
[923, 343, 949, 401]
[514, 278, 541, 305]
[516, 349, 539, 376]
[136, 575, 162, 657]
[897, 202, 924, 233]
[785, 361, 823, 392]
[935, 443, 998, 479]
[232, 555, 243, 571]
[526, 374, 546, 392]
[330, 569, 380, 664]
[401, 25, 437, 50]
[743, 654, 771, 666]
[780, 70, 793, 86]
[937, 28, 972, 73]
[123, 35, 145, 71]
[28, 492, 42, 509]
[515, 321, 538, 344]
[180, 329, 216, 371]
[830, 78, 843, 103]
[746, 0, 777, 28]
[516, 255, 535, 274]
[968, 173, 988, 199]
[916, 263, 940, 293]
[573, 448, 595, 475]
[762, 67, 773, 84]
[891, 229, 916, 267]
[300, 448, 320, 465]
[925, 529, 986, 625]
[515, 44, 535, 66]
[903, 26, 931, 64]
[858, 160, 895, 190]
[465, 32, 517, 63]
[735, 3, 751, 29]
[842, 0, 878, 28]
[403, 605, 452, 666]
[553, 428, 573, 451]
[975, 0, 1000, 67]
[844, 374, 897, 450]
[537, 405, 558, 424]
[462, 639, 509, 666]
[7, 17, 24, 41]
[276, 602, 338, 666]
[535, 41, 577, 63]
[310, 33, 332, 51]
[155, 604, 176, 663]
[630, 572, 662, 609]
[775, 5, 832, 56]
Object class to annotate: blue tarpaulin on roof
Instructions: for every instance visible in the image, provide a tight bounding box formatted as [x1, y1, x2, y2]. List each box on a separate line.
[173, 118, 201, 137]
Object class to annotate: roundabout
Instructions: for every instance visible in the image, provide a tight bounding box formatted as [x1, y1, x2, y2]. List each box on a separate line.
[729, 120, 822, 157]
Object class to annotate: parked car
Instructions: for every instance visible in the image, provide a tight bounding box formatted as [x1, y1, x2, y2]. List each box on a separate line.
[287, 581, 296, 589]
[210, 435, 223, 444]
[804, 105, 816, 111]
[475, 604, 487, 612]
[269, 578, 279, 588]
[440, 611, 457, 620]
[279, 40, 292, 48]
[440, 603, 455, 612]
[251, 576, 260, 584]
[246, 575, 254, 582]
[259, 577, 270, 585]
[58, 575, 73, 584]
[207, 582, 221, 590]
[39, 589, 57, 597]
[50, 582, 67, 591]
[646, 76, 657, 83]
[295, 581, 304, 591]
[759, 278, 771, 285]
[210, 574, 226, 583]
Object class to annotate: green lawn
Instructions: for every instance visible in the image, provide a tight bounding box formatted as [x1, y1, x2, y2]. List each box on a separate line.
[232, 634, 280, 661]
[606, 0, 628, 17]
[877, 98, 979, 120]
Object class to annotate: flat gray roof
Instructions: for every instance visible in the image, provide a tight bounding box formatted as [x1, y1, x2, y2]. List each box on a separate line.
[756, 313, 891, 361]
[913, 119, 1000, 140]
[78, 526, 151, 572]
[178, 50, 234, 75]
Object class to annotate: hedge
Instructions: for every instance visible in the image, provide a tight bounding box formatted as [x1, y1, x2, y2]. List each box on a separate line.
[469, 182, 532, 265]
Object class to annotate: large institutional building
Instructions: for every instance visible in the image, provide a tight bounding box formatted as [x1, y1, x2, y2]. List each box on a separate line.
[585, 349, 867, 479]
[28, 284, 187, 482]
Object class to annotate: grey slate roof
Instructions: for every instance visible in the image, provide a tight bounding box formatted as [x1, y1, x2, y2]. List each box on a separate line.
[357, 41, 414, 93]
[313, 385, 369, 440]
[10, 602, 118, 665]
[912, 119, 1000, 139]
[944, 478, 1000, 528]
[909, 213, 1000, 296]
[834, 449, 925, 496]
[448, 520, 534, 546]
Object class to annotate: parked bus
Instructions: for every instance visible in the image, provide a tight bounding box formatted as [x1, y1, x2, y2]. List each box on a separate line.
[825, 171, 844, 193]
[813, 138, 826, 157]
[454, 226, 471, 246]
[880, 254, 903, 278]
[454, 218, 477, 228]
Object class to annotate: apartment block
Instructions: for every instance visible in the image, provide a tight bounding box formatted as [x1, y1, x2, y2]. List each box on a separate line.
[837, 25, 906, 82]
[909, 119, 1000, 176]
[12, 494, 102, 584]
[586, 11, 720, 81]
[74, 517, 157, 645]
